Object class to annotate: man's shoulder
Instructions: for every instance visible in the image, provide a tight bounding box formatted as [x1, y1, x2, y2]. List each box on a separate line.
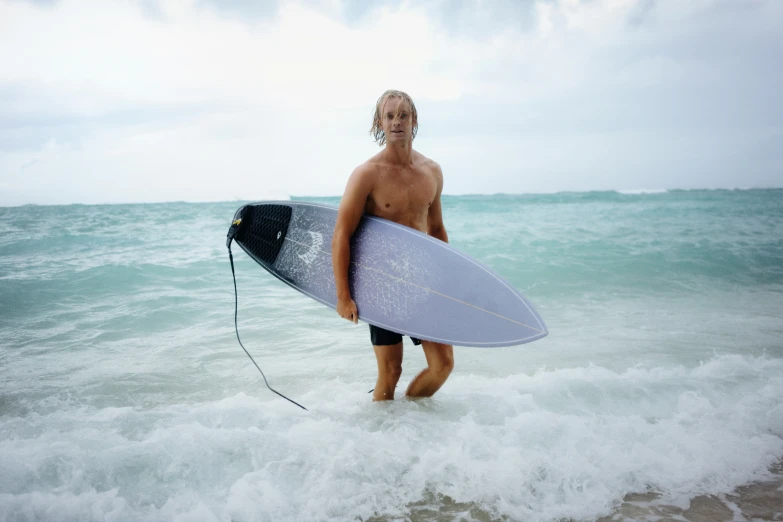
[349, 154, 374, 174]
[346, 157, 382, 194]
[413, 150, 442, 175]
[354, 152, 386, 175]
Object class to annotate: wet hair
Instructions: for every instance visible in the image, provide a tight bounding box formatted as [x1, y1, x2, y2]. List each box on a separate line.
[370, 90, 418, 146]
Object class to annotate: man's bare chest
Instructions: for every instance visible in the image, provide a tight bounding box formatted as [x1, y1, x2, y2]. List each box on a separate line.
[370, 168, 437, 215]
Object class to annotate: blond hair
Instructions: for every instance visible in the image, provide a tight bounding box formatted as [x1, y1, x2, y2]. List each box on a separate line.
[370, 90, 418, 146]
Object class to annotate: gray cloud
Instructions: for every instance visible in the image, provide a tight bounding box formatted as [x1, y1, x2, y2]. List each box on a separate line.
[323, 0, 541, 37]
[182, 0, 540, 37]
[0, 83, 235, 152]
[7, 0, 58, 6]
[130, 0, 281, 23]
[1, 0, 780, 205]
[136, 0, 166, 21]
[194, 0, 279, 21]
[424, 0, 539, 36]
[627, 0, 656, 26]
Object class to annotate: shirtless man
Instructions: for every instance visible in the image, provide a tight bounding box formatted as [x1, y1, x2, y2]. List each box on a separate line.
[331, 90, 454, 402]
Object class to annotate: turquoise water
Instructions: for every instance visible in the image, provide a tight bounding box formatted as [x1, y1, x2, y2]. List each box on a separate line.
[1, 189, 782, 521]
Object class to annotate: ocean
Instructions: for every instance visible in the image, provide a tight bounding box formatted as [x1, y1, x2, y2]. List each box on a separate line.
[0, 189, 781, 522]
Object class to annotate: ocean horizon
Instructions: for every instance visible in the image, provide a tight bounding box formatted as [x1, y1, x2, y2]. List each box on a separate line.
[3, 186, 782, 209]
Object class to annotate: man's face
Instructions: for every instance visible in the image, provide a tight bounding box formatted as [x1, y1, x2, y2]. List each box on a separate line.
[381, 96, 413, 143]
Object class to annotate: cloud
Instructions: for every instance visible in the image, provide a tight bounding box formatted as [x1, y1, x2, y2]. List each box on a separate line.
[196, 0, 280, 21]
[0, 0, 781, 205]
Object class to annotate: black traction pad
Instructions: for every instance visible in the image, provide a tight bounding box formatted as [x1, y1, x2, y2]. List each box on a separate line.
[234, 204, 293, 266]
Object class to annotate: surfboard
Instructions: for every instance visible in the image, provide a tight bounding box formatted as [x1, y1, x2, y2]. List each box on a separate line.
[229, 201, 548, 347]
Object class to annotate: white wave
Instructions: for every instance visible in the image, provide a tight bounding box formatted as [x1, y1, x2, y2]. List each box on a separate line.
[1, 354, 781, 522]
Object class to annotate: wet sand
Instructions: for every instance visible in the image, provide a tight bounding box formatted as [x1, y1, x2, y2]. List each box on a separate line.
[368, 461, 783, 521]
[596, 461, 783, 522]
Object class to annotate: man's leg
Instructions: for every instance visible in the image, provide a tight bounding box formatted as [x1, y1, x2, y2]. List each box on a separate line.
[373, 342, 403, 401]
[405, 341, 454, 398]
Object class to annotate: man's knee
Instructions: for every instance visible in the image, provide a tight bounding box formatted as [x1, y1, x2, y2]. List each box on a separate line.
[374, 343, 403, 383]
[429, 344, 454, 376]
[435, 356, 454, 377]
[377, 356, 402, 382]
[383, 361, 403, 382]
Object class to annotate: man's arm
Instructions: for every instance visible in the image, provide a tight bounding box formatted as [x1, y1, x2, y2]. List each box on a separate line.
[332, 166, 374, 323]
[427, 165, 448, 243]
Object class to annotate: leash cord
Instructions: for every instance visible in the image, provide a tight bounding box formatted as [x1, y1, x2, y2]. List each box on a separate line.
[228, 243, 308, 411]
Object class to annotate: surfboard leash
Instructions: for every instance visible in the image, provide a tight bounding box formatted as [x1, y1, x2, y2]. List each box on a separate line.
[227, 219, 308, 411]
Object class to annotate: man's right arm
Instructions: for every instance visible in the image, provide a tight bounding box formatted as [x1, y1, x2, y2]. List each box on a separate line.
[332, 165, 373, 324]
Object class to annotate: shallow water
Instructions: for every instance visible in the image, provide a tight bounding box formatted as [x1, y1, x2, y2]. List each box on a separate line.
[1, 190, 782, 521]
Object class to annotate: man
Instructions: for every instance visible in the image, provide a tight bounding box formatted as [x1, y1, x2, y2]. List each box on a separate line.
[331, 90, 454, 402]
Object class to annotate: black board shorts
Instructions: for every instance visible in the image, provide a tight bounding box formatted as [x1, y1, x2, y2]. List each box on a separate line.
[370, 324, 422, 346]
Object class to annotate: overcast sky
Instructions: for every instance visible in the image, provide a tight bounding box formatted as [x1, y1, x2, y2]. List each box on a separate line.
[1, 0, 781, 205]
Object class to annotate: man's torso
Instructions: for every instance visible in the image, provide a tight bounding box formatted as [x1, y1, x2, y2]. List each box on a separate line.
[362, 150, 438, 233]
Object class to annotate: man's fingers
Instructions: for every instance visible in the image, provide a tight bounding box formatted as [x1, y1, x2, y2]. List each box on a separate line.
[337, 300, 359, 323]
